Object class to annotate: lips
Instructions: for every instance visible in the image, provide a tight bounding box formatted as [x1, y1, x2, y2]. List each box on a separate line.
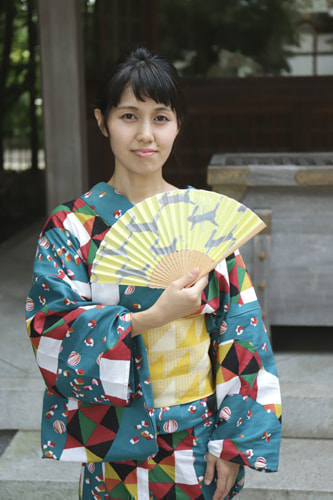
[132, 149, 157, 158]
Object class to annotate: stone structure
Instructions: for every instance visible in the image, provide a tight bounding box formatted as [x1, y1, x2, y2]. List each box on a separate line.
[207, 153, 333, 327]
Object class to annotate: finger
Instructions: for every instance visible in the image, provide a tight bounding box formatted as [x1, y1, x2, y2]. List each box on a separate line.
[213, 472, 230, 500]
[219, 475, 235, 500]
[213, 480, 228, 500]
[191, 272, 209, 290]
[204, 454, 216, 486]
[214, 464, 238, 500]
[174, 267, 200, 289]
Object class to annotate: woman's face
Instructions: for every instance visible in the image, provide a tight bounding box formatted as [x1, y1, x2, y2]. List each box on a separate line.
[96, 86, 179, 180]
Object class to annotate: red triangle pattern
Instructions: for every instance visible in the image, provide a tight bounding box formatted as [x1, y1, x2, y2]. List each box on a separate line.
[85, 426, 116, 447]
[220, 439, 252, 468]
[177, 481, 203, 498]
[149, 481, 174, 498]
[79, 405, 110, 425]
[104, 476, 121, 494]
[174, 429, 194, 451]
[64, 433, 83, 450]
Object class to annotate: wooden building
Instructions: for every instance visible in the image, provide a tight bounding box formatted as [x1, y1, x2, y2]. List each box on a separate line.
[38, 0, 333, 209]
[37, 1, 333, 331]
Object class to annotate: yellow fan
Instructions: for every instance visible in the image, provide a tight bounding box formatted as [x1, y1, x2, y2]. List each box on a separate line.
[91, 189, 265, 289]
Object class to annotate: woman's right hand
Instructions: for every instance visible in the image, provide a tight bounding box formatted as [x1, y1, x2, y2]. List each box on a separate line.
[131, 268, 208, 336]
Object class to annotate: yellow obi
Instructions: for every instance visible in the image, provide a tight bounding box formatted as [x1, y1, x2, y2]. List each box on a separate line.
[141, 315, 215, 408]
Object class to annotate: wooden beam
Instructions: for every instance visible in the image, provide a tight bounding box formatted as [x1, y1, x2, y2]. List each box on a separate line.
[207, 154, 333, 200]
[37, 0, 88, 213]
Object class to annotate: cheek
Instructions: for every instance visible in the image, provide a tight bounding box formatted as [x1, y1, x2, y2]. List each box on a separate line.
[108, 128, 128, 153]
[109, 138, 125, 162]
[161, 128, 179, 151]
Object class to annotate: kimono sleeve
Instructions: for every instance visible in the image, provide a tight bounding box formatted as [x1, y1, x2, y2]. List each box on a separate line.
[25, 207, 134, 407]
[208, 251, 282, 472]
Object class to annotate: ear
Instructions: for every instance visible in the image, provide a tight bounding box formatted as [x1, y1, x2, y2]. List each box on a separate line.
[94, 108, 109, 137]
[176, 119, 182, 136]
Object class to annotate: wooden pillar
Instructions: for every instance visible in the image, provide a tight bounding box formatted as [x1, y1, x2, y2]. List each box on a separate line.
[37, 0, 88, 213]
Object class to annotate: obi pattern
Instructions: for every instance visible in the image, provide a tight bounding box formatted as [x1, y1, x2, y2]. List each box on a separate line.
[141, 315, 214, 407]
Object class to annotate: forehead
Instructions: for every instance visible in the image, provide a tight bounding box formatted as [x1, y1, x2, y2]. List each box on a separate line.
[117, 86, 173, 110]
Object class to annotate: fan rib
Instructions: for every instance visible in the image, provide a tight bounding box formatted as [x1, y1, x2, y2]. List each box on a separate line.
[91, 189, 266, 289]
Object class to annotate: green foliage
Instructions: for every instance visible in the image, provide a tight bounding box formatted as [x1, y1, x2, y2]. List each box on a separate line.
[158, 0, 300, 76]
[0, 0, 42, 145]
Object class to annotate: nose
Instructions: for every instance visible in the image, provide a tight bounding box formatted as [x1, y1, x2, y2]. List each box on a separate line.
[136, 119, 153, 143]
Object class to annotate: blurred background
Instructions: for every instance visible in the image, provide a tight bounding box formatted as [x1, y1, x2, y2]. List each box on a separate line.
[1, 0, 333, 344]
[0, 2, 332, 498]
[2, 0, 333, 236]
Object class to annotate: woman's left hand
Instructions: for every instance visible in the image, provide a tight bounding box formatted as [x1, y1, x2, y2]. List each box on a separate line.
[204, 453, 240, 500]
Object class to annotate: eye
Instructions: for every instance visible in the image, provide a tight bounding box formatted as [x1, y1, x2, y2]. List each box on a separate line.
[121, 113, 136, 121]
[154, 115, 170, 122]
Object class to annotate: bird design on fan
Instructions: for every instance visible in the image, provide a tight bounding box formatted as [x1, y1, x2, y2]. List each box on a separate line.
[91, 189, 266, 289]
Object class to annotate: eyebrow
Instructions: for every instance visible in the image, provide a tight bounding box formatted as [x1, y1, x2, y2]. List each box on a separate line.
[117, 105, 172, 112]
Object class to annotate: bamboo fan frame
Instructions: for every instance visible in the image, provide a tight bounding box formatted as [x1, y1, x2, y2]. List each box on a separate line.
[91, 189, 266, 289]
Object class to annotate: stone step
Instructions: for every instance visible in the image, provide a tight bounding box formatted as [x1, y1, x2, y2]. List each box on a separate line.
[242, 437, 333, 499]
[0, 376, 44, 431]
[1, 354, 333, 441]
[0, 431, 81, 500]
[0, 432, 332, 499]
[275, 353, 333, 439]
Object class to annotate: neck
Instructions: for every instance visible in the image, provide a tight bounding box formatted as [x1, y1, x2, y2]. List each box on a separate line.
[108, 171, 176, 204]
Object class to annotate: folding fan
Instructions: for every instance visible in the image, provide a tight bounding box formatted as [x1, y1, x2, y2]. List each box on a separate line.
[91, 189, 266, 289]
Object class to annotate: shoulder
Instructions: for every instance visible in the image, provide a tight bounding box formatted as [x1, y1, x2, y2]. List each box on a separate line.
[41, 196, 93, 239]
[44, 183, 111, 237]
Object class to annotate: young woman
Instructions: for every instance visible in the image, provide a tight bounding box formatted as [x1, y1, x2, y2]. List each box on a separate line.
[26, 48, 281, 499]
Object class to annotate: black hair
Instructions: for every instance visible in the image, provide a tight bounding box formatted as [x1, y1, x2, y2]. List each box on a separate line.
[95, 47, 187, 128]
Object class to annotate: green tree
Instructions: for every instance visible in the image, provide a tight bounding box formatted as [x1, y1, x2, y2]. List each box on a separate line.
[158, 0, 300, 76]
[0, 0, 41, 171]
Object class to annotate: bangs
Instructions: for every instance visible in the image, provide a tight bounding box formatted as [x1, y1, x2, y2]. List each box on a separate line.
[129, 63, 180, 112]
[109, 64, 185, 126]
[98, 49, 187, 127]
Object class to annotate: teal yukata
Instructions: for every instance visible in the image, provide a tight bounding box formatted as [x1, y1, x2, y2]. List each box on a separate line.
[26, 182, 282, 499]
